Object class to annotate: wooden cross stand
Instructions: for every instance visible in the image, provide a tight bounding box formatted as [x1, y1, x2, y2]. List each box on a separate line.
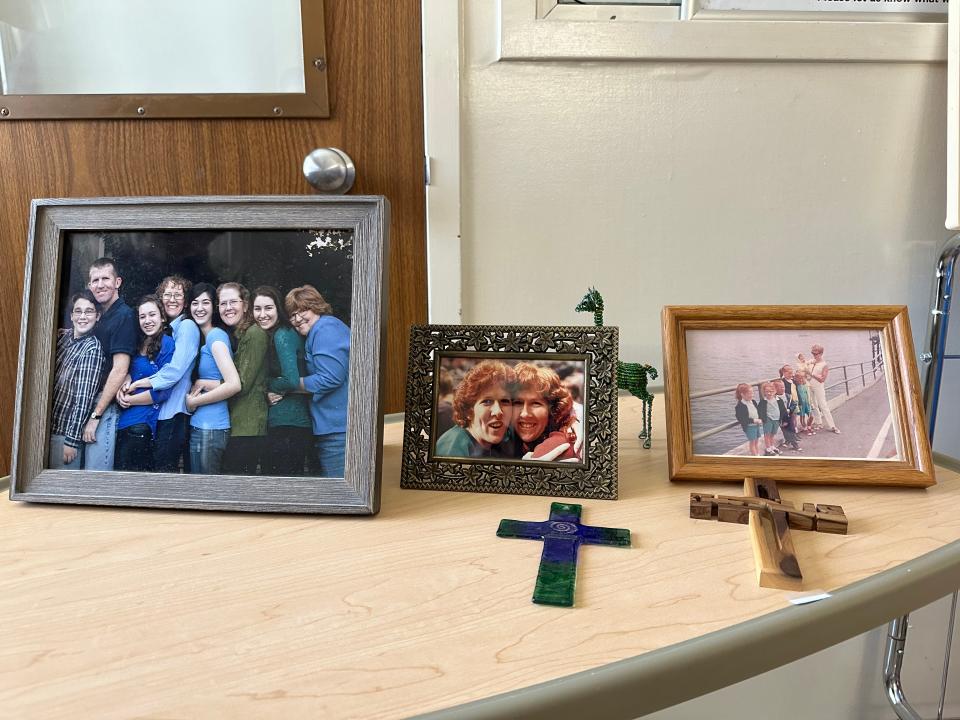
[689, 479, 848, 589]
[497, 502, 631, 607]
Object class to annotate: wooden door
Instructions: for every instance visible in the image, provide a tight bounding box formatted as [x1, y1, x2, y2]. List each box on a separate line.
[0, 2, 426, 476]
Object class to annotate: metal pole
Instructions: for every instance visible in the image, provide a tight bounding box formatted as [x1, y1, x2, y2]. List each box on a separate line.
[937, 591, 958, 720]
[922, 236, 960, 439]
[884, 235, 960, 720]
[884, 615, 922, 720]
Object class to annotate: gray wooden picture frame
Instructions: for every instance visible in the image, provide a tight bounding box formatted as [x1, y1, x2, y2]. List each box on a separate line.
[10, 196, 389, 514]
[401, 325, 619, 499]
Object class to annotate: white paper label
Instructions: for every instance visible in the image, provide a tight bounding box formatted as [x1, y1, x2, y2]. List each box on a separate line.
[788, 591, 832, 605]
[700, 0, 946, 12]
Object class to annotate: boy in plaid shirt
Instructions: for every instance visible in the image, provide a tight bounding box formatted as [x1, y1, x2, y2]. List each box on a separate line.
[49, 290, 105, 468]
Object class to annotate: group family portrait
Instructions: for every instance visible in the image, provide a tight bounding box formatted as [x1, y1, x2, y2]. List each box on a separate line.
[431, 355, 587, 465]
[685, 328, 902, 461]
[49, 228, 354, 479]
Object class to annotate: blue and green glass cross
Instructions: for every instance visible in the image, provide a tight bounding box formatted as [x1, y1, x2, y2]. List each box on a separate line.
[497, 502, 631, 607]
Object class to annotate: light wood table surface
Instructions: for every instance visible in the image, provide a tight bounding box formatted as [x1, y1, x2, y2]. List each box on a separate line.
[3, 396, 960, 720]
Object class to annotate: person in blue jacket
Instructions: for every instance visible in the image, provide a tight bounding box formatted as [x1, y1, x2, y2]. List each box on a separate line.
[284, 284, 350, 478]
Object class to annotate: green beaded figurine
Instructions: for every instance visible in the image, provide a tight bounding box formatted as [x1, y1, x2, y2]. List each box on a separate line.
[576, 287, 658, 449]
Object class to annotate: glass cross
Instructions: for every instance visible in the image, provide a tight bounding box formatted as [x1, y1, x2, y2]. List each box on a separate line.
[497, 502, 631, 607]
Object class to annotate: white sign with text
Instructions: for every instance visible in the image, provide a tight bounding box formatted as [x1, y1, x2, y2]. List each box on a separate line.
[699, 0, 946, 12]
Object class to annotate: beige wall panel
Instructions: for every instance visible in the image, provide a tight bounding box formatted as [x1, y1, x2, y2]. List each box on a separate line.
[461, 2, 950, 372]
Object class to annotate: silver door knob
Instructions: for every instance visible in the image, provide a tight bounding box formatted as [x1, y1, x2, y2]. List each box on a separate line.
[302, 147, 356, 194]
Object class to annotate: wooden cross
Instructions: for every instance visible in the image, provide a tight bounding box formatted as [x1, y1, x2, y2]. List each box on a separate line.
[689, 478, 847, 589]
[497, 502, 631, 607]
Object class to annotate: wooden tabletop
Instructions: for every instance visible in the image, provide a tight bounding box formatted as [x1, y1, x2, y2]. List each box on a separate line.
[3, 396, 960, 720]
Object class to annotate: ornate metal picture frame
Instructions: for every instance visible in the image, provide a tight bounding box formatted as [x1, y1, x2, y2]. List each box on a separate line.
[11, 196, 389, 514]
[401, 325, 619, 499]
[661, 305, 935, 487]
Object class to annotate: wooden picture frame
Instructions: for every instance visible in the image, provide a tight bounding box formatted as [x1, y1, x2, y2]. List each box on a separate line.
[661, 306, 934, 487]
[401, 325, 619, 499]
[11, 196, 389, 514]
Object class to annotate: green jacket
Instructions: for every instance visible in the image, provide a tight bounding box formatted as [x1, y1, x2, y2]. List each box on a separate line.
[434, 425, 518, 459]
[266, 326, 311, 429]
[228, 323, 269, 436]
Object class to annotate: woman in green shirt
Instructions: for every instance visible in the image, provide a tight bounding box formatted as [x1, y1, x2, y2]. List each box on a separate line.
[217, 282, 269, 475]
[253, 286, 312, 476]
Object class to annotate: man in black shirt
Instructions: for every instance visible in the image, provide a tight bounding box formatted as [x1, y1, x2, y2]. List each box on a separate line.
[83, 257, 138, 471]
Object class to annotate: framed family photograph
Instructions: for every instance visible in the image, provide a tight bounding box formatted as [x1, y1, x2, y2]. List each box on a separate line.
[661, 306, 935, 487]
[401, 325, 619, 499]
[11, 195, 389, 514]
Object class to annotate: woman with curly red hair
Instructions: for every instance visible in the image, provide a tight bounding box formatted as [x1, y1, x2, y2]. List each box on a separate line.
[435, 360, 516, 458]
[285, 284, 350, 477]
[512, 362, 580, 461]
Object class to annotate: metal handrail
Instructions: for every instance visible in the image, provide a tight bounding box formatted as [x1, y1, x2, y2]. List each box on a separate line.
[689, 359, 883, 400]
[884, 234, 960, 720]
[690, 358, 885, 443]
[884, 616, 922, 720]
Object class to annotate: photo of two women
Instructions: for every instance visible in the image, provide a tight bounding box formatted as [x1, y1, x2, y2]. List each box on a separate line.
[432, 355, 586, 464]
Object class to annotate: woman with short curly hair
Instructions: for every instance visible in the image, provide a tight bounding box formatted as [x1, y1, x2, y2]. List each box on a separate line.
[285, 284, 350, 477]
[435, 360, 516, 459]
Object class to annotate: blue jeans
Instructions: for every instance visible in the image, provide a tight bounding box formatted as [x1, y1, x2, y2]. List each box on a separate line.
[315, 432, 346, 477]
[83, 400, 119, 471]
[48, 434, 83, 469]
[189, 427, 230, 475]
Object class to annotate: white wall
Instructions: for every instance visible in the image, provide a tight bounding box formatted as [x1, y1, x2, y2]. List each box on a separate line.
[458, 3, 952, 374]
[436, 2, 958, 717]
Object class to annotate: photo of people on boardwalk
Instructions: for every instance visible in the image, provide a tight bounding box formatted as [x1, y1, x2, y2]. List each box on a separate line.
[686, 328, 901, 460]
[49, 229, 353, 478]
[432, 355, 586, 464]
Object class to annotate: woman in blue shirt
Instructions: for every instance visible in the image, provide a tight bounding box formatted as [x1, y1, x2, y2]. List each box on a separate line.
[121, 275, 200, 473]
[284, 285, 350, 478]
[183, 283, 241, 474]
[115, 296, 175, 471]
